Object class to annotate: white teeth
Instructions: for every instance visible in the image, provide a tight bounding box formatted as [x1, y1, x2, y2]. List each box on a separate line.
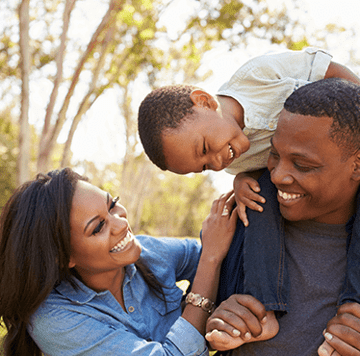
[229, 144, 234, 159]
[110, 232, 133, 253]
[278, 189, 303, 201]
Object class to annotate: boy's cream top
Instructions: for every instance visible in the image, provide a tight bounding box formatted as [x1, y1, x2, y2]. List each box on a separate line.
[217, 47, 332, 175]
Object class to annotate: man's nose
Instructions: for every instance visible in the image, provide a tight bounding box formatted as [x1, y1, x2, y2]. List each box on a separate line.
[270, 162, 294, 185]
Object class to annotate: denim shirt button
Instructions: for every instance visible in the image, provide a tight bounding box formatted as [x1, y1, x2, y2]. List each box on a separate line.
[128, 306, 135, 313]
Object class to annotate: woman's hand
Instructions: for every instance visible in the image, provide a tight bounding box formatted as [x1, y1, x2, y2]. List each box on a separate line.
[201, 190, 238, 263]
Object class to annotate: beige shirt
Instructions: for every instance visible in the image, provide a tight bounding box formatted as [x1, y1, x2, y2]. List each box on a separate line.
[217, 47, 332, 175]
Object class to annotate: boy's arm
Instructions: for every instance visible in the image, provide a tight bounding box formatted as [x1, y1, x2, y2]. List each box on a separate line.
[325, 62, 360, 85]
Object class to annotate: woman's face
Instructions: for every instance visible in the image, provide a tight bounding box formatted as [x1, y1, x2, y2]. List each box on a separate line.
[68, 181, 142, 278]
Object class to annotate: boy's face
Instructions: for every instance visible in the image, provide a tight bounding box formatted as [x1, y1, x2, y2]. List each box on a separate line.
[268, 109, 359, 225]
[162, 106, 250, 174]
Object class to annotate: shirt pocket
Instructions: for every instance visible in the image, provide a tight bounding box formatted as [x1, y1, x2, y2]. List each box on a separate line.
[151, 285, 184, 316]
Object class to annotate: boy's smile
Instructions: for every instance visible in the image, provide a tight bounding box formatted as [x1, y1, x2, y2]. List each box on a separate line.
[162, 106, 250, 174]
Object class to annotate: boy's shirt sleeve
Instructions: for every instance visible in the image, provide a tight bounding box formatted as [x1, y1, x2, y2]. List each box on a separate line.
[219, 47, 332, 175]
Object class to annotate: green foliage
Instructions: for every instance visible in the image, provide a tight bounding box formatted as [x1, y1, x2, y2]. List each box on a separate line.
[0, 109, 18, 210]
[140, 172, 218, 237]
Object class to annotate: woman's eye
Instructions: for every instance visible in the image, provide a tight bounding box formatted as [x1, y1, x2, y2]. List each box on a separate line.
[92, 220, 105, 235]
[109, 196, 119, 211]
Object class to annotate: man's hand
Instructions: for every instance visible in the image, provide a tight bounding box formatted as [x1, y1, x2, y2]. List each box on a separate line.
[318, 303, 360, 356]
[205, 294, 278, 351]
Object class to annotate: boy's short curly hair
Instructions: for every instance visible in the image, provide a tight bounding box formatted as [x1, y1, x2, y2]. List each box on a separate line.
[138, 84, 199, 170]
[284, 78, 360, 160]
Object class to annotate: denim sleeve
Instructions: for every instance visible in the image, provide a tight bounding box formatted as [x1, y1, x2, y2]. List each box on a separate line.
[29, 307, 208, 356]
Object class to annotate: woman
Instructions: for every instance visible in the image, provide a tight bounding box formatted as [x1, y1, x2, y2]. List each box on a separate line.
[0, 167, 237, 356]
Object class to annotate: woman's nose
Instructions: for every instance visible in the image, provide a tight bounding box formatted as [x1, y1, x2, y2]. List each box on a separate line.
[110, 214, 128, 235]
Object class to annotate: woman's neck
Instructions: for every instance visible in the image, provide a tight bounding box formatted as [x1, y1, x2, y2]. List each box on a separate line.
[76, 267, 126, 308]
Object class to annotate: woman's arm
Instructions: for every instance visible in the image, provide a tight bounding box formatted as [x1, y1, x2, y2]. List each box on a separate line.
[181, 191, 238, 335]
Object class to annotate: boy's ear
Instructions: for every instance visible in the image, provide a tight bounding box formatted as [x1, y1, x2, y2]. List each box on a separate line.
[190, 90, 218, 110]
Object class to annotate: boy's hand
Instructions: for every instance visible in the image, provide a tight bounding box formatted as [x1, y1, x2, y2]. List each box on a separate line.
[233, 173, 266, 227]
[205, 294, 267, 351]
[318, 303, 360, 356]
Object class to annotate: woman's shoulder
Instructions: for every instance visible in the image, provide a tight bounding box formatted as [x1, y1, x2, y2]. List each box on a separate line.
[137, 235, 201, 267]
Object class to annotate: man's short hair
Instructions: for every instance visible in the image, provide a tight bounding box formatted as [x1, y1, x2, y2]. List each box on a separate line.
[138, 84, 198, 170]
[284, 78, 360, 160]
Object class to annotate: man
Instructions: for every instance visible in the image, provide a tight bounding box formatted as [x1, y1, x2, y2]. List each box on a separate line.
[206, 78, 360, 355]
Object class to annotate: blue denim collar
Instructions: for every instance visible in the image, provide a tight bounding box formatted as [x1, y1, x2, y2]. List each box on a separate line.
[56, 264, 137, 304]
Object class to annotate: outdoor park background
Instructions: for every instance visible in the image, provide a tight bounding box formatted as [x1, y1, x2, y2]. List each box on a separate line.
[1, 0, 360, 351]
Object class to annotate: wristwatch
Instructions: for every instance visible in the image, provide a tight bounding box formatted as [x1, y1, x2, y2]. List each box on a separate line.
[185, 292, 215, 314]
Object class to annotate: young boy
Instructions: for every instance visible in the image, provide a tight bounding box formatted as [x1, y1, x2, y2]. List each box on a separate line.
[137, 47, 360, 225]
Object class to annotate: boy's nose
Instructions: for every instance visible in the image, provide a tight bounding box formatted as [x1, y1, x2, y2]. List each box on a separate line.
[208, 153, 223, 171]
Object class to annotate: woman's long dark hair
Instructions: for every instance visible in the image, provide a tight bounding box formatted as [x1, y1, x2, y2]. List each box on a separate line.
[0, 168, 84, 356]
[0, 168, 166, 356]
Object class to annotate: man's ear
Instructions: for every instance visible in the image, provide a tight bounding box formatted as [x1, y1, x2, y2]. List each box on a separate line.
[351, 150, 360, 182]
[189, 90, 218, 110]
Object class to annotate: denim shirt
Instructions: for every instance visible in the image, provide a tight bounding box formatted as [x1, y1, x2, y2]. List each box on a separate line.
[218, 170, 360, 311]
[28, 236, 208, 356]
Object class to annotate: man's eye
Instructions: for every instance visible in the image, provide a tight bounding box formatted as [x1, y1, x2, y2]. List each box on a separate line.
[269, 150, 279, 159]
[294, 163, 314, 173]
[92, 220, 105, 235]
[109, 196, 119, 211]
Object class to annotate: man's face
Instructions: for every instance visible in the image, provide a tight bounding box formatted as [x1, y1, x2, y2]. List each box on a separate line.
[162, 106, 250, 174]
[267, 110, 359, 224]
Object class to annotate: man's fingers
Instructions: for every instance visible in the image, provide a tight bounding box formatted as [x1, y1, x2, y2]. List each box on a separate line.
[322, 330, 360, 356]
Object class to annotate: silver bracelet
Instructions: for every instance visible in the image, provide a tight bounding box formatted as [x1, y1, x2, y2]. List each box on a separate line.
[185, 292, 215, 314]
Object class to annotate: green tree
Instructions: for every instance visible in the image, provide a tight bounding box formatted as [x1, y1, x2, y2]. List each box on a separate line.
[1, 0, 312, 184]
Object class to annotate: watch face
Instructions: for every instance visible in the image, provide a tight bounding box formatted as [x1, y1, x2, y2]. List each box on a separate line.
[202, 299, 213, 310]
[192, 294, 202, 305]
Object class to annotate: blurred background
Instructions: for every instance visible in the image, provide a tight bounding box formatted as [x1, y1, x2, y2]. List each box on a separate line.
[1, 0, 359, 237]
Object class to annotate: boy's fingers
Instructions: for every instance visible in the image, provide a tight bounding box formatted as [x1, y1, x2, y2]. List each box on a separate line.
[237, 203, 249, 227]
[248, 180, 261, 193]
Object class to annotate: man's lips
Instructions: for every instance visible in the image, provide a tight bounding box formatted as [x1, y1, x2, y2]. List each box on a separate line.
[277, 189, 305, 202]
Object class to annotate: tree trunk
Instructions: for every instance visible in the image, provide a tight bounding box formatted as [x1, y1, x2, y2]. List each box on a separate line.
[17, 0, 30, 185]
[37, 0, 124, 173]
